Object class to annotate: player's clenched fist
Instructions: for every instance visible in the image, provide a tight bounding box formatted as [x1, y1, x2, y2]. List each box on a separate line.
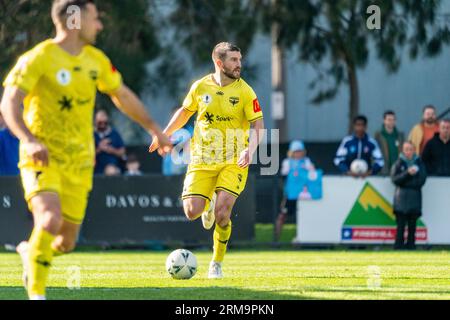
[238, 148, 251, 168]
[23, 140, 49, 167]
[149, 132, 172, 156]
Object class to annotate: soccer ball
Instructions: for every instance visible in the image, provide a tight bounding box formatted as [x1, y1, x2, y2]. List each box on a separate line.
[165, 249, 197, 280]
[350, 159, 368, 174]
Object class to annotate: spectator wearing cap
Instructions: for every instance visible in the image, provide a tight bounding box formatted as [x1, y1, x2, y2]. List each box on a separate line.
[275, 140, 316, 243]
[375, 111, 404, 175]
[421, 119, 450, 176]
[391, 141, 427, 250]
[408, 105, 440, 155]
[334, 115, 384, 177]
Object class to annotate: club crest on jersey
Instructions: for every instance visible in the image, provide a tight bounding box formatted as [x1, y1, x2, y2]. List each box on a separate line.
[229, 97, 240, 107]
[56, 69, 71, 86]
[202, 94, 213, 105]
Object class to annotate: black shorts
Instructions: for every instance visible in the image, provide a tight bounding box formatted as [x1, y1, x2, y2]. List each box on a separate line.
[282, 199, 298, 216]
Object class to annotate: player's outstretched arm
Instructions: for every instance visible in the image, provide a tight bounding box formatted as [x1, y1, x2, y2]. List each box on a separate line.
[0, 86, 49, 166]
[109, 84, 172, 155]
[238, 119, 265, 168]
[148, 107, 195, 153]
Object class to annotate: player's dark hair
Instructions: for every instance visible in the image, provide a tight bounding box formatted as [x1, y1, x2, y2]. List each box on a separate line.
[383, 110, 396, 119]
[52, 0, 94, 25]
[126, 154, 139, 164]
[423, 104, 436, 113]
[353, 115, 368, 126]
[212, 42, 241, 62]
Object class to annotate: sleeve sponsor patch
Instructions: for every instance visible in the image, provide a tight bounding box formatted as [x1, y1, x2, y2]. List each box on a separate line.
[253, 98, 261, 113]
[111, 62, 117, 73]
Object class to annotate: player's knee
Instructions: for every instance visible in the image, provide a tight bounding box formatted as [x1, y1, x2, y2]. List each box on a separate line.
[40, 210, 62, 232]
[215, 202, 232, 216]
[216, 214, 230, 228]
[183, 203, 203, 221]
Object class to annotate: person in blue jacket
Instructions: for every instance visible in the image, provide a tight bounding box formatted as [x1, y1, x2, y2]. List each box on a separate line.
[0, 124, 20, 176]
[334, 115, 384, 178]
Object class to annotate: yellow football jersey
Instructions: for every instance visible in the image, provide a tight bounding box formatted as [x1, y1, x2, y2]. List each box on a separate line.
[182, 74, 263, 165]
[3, 39, 122, 172]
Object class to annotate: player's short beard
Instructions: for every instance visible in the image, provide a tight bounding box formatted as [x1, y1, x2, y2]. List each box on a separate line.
[425, 117, 436, 125]
[222, 66, 241, 80]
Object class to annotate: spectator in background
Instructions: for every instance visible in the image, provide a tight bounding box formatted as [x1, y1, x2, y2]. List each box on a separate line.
[275, 140, 316, 243]
[421, 119, 450, 176]
[94, 110, 126, 174]
[391, 141, 427, 250]
[162, 107, 194, 176]
[334, 115, 384, 177]
[124, 153, 143, 176]
[104, 164, 121, 176]
[0, 119, 20, 176]
[408, 105, 440, 155]
[375, 111, 404, 175]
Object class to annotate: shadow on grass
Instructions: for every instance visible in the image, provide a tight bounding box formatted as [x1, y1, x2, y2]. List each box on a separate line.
[0, 286, 326, 300]
[308, 287, 450, 295]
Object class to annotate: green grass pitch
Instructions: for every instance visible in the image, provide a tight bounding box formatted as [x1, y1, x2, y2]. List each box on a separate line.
[0, 249, 449, 300]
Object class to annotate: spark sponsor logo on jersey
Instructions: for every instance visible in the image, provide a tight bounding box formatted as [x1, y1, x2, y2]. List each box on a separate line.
[56, 69, 71, 86]
[76, 98, 92, 105]
[216, 115, 235, 122]
[58, 96, 73, 111]
[216, 91, 224, 96]
[205, 112, 214, 124]
[253, 98, 261, 113]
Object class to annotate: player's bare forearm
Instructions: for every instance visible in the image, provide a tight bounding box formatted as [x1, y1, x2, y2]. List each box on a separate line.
[249, 119, 265, 156]
[110, 84, 163, 136]
[163, 107, 194, 137]
[0, 86, 35, 142]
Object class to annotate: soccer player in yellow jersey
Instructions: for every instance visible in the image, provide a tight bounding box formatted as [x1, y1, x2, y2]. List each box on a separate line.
[0, 0, 171, 300]
[150, 42, 265, 278]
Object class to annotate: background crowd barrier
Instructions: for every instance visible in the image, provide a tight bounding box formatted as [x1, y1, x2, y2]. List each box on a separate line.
[0, 175, 256, 246]
[296, 176, 450, 245]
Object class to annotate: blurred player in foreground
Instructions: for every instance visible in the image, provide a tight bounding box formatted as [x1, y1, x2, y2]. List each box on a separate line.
[150, 42, 264, 279]
[0, 0, 171, 300]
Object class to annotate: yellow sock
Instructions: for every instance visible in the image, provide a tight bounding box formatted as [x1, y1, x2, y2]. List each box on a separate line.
[213, 221, 232, 263]
[28, 228, 55, 297]
[204, 198, 211, 213]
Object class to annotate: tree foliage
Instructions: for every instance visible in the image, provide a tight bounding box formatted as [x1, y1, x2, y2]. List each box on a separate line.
[259, 0, 450, 129]
[0, 0, 160, 96]
[170, 0, 259, 65]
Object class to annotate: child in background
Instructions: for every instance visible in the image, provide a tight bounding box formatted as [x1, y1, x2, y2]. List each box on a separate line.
[275, 140, 316, 243]
[124, 154, 143, 176]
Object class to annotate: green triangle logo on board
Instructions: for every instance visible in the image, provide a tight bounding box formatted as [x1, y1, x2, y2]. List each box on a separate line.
[341, 182, 427, 241]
